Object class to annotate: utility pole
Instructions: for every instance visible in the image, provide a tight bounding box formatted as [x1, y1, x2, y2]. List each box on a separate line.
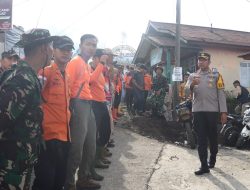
[176, 0, 181, 68]
[173, 0, 181, 118]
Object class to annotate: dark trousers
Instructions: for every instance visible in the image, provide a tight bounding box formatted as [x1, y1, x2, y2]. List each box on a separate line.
[143, 90, 149, 112]
[33, 140, 69, 190]
[92, 101, 111, 146]
[133, 89, 144, 112]
[125, 88, 133, 110]
[113, 91, 122, 109]
[193, 112, 219, 169]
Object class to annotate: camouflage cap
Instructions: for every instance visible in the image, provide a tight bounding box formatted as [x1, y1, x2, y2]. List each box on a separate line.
[1, 49, 19, 59]
[15, 28, 56, 48]
[1, 51, 11, 59]
[53, 36, 74, 50]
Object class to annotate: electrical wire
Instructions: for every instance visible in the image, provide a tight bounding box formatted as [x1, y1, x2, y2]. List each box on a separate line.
[201, 0, 212, 26]
[36, 0, 46, 28]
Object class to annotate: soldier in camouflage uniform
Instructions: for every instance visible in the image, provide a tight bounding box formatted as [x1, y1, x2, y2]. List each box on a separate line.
[0, 29, 54, 190]
[148, 65, 168, 116]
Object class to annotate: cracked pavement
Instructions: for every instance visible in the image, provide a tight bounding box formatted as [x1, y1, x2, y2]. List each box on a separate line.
[98, 127, 250, 190]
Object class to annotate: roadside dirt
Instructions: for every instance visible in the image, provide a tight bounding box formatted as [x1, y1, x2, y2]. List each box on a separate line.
[118, 107, 249, 149]
[130, 116, 186, 143]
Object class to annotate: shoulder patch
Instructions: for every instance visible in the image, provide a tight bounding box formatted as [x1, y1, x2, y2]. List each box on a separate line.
[217, 73, 225, 89]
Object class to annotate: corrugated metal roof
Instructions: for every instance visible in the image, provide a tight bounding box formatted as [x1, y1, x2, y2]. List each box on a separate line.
[239, 51, 250, 60]
[147, 36, 176, 47]
[149, 21, 250, 47]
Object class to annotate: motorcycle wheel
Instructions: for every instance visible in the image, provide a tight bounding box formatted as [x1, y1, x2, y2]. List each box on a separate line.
[223, 125, 239, 147]
[184, 122, 196, 149]
[236, 135, 247, 149]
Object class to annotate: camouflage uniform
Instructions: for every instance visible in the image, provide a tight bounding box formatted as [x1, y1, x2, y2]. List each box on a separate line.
[0, 60, 43, 190]
[148, 75, 168, 116]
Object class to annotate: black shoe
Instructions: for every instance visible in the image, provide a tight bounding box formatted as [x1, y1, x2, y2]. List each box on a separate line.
[76, 178, 101, 189]
[194, 168, 210, 175]
[107, 142, 115, 148]
[102, 158, 111, 164]
[90, 169, 104, 181]
[95, 160, 109, 169]
[208, 163, 215, 168]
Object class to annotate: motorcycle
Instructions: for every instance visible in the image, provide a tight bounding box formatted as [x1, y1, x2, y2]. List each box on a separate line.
[236, 105, 250, 149]
[176, 99, 196, 149]
[220, 113, 243, 147]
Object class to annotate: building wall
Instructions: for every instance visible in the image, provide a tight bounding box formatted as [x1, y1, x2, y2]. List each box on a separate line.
[203, 47, 250, 91]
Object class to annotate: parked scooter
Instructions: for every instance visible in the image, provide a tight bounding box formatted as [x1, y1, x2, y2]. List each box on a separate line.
[176, 99, 196, 149]
[220, 113, 243, 146]
[236, 105, 250, 149]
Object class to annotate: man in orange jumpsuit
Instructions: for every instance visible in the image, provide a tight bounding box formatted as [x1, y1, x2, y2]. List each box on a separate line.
[65, 34, 101, 190]
[33, 36, 74, 190]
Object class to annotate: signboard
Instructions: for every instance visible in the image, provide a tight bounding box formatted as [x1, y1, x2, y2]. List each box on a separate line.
[0, 0, 12, 30]
[172, 67, 183, 81]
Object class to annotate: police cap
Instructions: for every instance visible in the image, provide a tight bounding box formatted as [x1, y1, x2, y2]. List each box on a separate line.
[198, 52, 211, 60]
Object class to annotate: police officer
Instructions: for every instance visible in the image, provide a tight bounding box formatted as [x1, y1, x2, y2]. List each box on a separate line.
[0, 29, 54, 189]
[185, 52, 227, 175]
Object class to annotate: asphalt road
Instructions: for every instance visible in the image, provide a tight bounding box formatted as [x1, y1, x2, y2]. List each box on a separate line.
[98, 126, 250, 190]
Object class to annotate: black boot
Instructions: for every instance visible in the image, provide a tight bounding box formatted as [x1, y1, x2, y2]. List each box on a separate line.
[194, 168, 210, 175]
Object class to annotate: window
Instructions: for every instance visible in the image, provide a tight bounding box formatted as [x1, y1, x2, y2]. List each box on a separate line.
[240, 62, 250, 87]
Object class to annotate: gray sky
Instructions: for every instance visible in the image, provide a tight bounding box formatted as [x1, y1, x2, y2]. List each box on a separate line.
[13, 0, 250, 49]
